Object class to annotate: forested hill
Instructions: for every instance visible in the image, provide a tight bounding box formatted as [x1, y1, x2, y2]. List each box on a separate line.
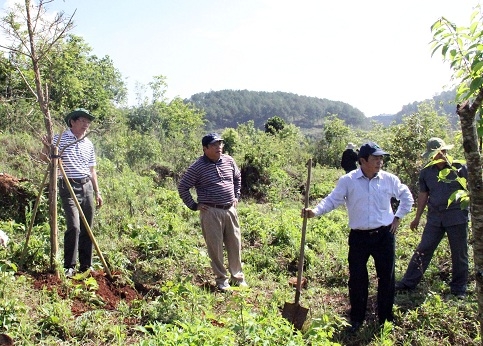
[186, 89, 460, 131]
[371, 89, 459, 127]
[185, 90, 367, 130]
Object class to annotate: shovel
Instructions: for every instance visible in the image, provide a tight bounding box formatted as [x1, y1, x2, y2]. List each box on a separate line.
[282, 158, 312, 330]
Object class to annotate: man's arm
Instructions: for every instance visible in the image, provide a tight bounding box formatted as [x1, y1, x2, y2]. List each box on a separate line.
[178, 167, 198, 211]
[90, 166, 103, 208]
[410, 191, 429, 230]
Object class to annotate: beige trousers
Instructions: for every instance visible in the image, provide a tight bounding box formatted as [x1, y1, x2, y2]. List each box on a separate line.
[200, 206, 244, 285]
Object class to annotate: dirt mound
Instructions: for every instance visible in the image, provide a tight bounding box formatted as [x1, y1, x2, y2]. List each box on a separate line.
[31, 270, 141, 317]
[0, 173, 46, 224]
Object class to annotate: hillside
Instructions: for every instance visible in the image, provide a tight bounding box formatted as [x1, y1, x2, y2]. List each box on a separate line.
[186, 89, 460, 130]
[370, 90, 459, 127]
[185, 90, 367, 130]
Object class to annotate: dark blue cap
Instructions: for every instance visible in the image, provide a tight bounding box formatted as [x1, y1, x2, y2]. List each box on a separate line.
[358, 141, 389, 158]
[202, 133, 223, 146]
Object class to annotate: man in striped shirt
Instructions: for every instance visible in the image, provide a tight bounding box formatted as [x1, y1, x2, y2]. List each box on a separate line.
[303, 141, 413, 333]
[178, 133, 247, 291]
[43, 108, 103, 277]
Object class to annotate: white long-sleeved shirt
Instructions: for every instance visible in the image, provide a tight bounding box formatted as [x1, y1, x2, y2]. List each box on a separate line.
[313, 168, 413, 230]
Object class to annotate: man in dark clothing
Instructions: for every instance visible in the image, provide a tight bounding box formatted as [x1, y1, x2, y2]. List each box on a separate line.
[396, 138, 469, 298]
[341, 142, 358, 173]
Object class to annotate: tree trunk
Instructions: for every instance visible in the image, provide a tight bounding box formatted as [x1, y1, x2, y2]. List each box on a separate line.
[24, 0, 58, 276]
[457, 94, 483, 339]
[49, 147, 58, 273]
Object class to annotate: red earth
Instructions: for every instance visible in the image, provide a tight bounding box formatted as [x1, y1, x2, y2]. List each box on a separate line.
[0, 174, 142, 316]
[30, 270, 141, 317]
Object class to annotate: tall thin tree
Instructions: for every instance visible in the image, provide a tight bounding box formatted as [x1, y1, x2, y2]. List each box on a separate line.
[431, 6, 483, 339]
[0, 0, 74, 274]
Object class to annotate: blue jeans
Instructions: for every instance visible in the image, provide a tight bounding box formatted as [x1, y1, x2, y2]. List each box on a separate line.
[59, 180, 94, 270]
[348, 226, 395, 324]
[399, 222, 468, 294]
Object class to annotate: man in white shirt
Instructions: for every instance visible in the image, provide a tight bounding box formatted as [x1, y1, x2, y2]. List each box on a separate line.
[303, 141, 413, 333]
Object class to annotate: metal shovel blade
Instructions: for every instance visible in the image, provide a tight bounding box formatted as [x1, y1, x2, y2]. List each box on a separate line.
[282, 302, 309, 330]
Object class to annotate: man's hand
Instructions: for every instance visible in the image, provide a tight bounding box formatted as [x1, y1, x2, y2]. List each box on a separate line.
[410, 218, 420, 231]
[96, 194, 103, 208]
[390, 217, 401, 234]
[301, 208, 316, 218]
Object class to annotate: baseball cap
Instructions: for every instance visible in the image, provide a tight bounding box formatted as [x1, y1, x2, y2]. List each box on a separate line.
[358, 141, 389, 158]
[202, 133, 223, 146]
[422, 137, 454, 159]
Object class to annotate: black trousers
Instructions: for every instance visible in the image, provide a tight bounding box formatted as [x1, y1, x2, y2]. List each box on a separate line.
[59, 179, 94, 270]
[348, 225, 395, 324]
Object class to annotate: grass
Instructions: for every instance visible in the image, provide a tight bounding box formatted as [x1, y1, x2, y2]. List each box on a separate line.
[0, 191, 479, 345]
[0, 134, 479, 345]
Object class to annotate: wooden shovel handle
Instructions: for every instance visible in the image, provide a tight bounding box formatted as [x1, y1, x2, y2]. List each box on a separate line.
[294, 158, 312, 304]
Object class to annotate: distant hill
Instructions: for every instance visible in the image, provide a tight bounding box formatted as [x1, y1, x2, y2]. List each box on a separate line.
[371, 89, 459, 127]
[185, 89, 459, 131]
[185, 90, 367, 131]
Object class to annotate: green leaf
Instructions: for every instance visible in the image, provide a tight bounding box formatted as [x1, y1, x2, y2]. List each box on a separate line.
[448, 189, 468, 208]
[469, 77, 483, 95]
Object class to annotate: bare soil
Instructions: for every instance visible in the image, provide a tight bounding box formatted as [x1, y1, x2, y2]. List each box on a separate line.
[30, 270, 141, 317]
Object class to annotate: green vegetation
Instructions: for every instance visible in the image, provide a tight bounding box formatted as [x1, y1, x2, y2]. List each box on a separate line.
[0, 2, 480, 344]
[0, 99, 479, 344]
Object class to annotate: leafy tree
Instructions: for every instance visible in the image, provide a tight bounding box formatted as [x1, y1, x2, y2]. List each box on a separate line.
[124, 76, 206, 177]
[386, 102, 451, 195]
[431, 5, 483, 334]
[47, 35, 126, 118]
[264, 116, 286, 134]
[0, 0, 77, 273]
[220, 127, 239, 155]
[0, 0, 126, 274]
[230, 121, 310, 202]
[312, 115, 351, 168]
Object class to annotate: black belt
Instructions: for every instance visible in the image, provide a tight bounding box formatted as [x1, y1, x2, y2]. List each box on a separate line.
[67, 177, 91, 185]
[203, 203, 233, 210]
[351, 225, 390, 236]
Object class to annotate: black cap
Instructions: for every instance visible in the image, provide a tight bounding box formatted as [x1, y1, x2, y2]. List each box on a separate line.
[202, 133, 223, 146]
[358, 141, 389, 158]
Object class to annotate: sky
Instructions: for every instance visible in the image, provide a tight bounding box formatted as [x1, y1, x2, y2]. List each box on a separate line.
[1, 0, 481, 116]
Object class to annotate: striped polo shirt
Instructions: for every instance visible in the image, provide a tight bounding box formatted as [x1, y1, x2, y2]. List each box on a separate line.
[54, 130, 96, 179]
[178, 154, 241, 211]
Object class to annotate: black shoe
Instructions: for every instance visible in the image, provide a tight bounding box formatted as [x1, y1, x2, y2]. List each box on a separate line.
[79, 266, 94, 273]
[395, 281, 413, 292]
[346, 321, 362, 333]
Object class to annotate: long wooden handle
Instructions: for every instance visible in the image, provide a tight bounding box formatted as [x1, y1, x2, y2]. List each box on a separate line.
[294, 158, 312, 304]
[58, 164, 113, 280]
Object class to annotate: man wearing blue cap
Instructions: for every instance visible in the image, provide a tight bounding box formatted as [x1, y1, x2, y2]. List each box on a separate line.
[178, 133, 247, 290]
[42, 108, 103, 277]
[303, 141, 413, 332]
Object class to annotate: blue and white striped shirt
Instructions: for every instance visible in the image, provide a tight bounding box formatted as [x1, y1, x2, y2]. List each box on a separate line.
[53, 130, 96, 179]
[313, 168, 413, 230]
[178, 154, 241, 211]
